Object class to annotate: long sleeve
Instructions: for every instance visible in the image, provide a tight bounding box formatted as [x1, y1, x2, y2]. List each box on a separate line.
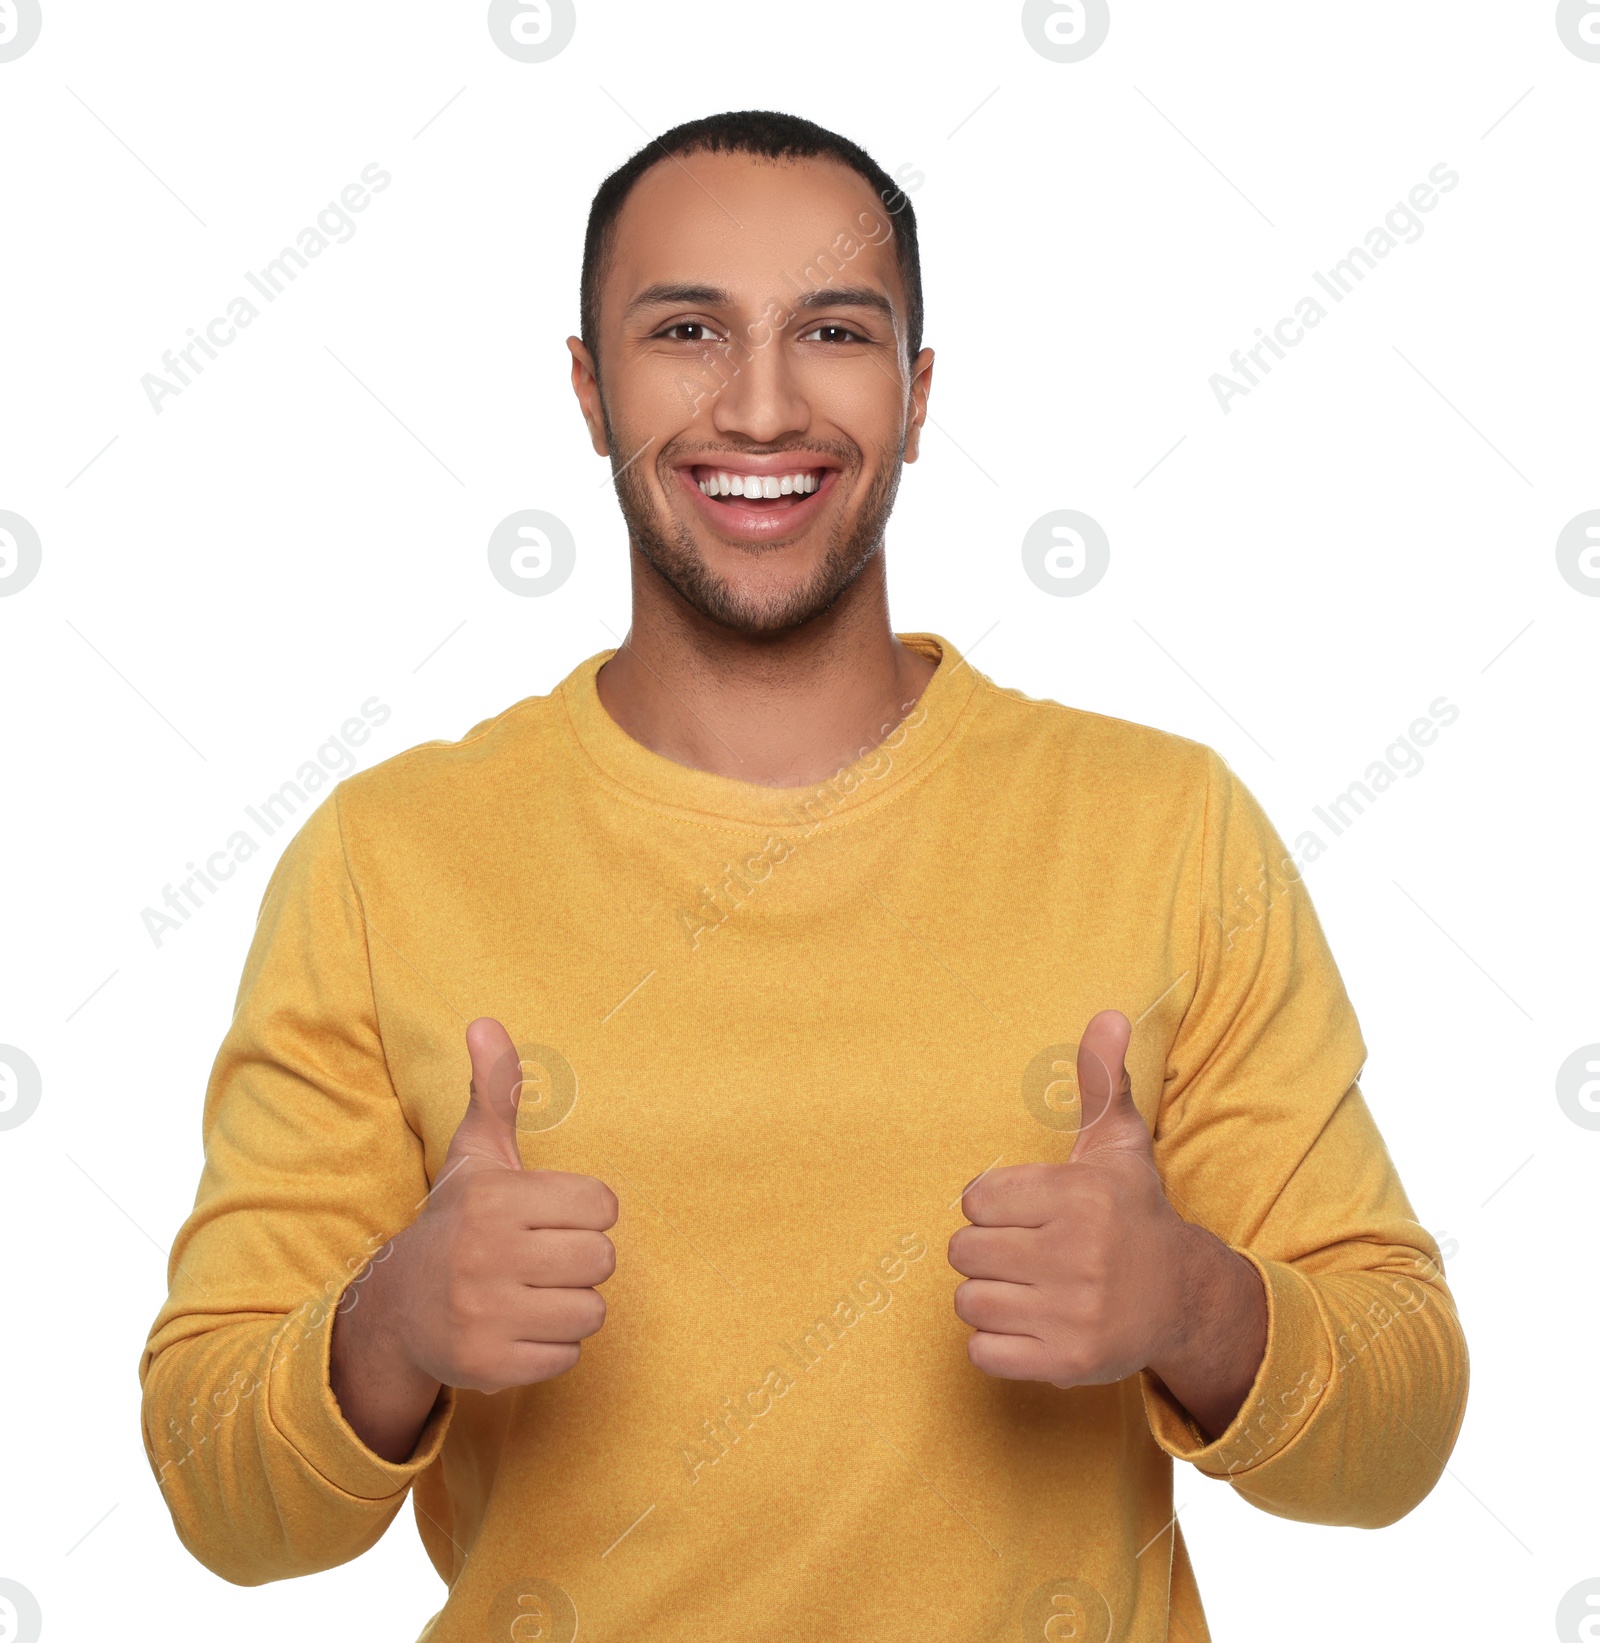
[1140, 746, 1469, 1527]
[138, 787, 456, 1585]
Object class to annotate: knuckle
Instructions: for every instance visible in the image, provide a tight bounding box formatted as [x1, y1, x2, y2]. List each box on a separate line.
[951, 1281, 978, 1325]
[443, 1228, 482, 1280]
[534, 1343, 582, 1382]
[580, 1289, 607, 1333]
[442, 1291, 478, 1333]
[456, 1175, 506, 1233]
[1090, 1234, 1119, 1284]
[1051, 1348, 1088, 1385]
[459, 1168, 499, 1206]
[1078, 1288, 1112, 1334]
[1073, 1230, 1109, 1276]
[450, 1347, 505, 1395]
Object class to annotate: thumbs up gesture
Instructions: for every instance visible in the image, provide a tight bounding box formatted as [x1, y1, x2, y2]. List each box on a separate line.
[330, 1018, 618, 1462]
[948, 1010, 1267, 1436]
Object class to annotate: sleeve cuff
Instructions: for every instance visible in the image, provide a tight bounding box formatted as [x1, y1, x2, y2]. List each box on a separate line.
[1141, 1249, 1333, 1481]
[262, 1288, 456, 1501]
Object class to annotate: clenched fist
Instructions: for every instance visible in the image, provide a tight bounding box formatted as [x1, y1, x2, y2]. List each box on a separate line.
[948, 1009, 1267, 1440]
[330, 1018, 618, 1462]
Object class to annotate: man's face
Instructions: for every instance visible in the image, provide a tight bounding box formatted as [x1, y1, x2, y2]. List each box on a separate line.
[570, 150, 933, 637]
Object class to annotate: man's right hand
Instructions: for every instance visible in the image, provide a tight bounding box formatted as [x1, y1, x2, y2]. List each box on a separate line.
[329, 1017, 618, 1463]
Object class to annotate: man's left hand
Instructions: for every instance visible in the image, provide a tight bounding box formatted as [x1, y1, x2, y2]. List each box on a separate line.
[947, 1009, 1267, 1439]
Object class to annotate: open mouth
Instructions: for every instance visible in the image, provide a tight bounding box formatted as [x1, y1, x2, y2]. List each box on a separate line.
[688, 465, 832, 511]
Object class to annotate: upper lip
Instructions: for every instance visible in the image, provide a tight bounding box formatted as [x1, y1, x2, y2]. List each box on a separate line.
[678, 455, 841, 477]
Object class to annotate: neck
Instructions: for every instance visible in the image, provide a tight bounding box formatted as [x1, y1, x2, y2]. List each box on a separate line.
[595, 551, 938, 789]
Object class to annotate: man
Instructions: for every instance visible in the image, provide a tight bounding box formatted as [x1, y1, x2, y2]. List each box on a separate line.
[140, 110, 1468, 1642]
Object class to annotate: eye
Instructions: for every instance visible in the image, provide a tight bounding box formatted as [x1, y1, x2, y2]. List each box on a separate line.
[797, 323, 869, 344]
[655, 320, 725, 344]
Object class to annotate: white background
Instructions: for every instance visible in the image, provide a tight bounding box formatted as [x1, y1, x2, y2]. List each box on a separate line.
[1, 2, 1596, 1639]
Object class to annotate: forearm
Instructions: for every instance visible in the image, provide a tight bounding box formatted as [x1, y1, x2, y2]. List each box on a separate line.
[141, 1301, 440, 1584]
[1231, 1263, 1468, 1526]
[1142, 1253, 1469, 1529]
[1147, 1220, 1269, 1440]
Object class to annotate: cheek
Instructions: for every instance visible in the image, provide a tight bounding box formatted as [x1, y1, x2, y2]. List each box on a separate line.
[790, 360, 905, 443]
[811, 367, 887, 413]
[613, 353, 733, 433]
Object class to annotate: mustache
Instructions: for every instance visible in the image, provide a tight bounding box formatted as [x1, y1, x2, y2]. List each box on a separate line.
[656, 439, 859, 471]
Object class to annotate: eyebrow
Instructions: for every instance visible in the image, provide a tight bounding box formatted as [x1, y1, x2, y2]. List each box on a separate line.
[624, 282, 897, 325]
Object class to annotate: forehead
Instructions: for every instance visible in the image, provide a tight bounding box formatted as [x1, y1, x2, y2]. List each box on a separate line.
[602, 149, 903, 319]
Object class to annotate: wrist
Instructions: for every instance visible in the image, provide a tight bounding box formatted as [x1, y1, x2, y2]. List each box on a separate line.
[329, 1246, 444, 1461]
[1146, 1216, 1213, 1380]
[1144, 1222, 1268, 1439]
[331, 1272, 435, 1401]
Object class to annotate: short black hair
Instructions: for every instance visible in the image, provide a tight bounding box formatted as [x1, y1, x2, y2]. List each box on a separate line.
[580, 109, 922, 381]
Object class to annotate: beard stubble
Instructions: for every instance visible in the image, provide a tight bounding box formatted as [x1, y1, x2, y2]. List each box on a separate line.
[602, 402, 906, 638]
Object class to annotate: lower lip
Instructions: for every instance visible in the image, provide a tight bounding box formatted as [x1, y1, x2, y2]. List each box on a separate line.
[676, 467, 838, 543]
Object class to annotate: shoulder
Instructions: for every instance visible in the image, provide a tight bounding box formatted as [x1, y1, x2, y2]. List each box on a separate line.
[331, 686, 565, 839]
[969, 672, 1218, 806]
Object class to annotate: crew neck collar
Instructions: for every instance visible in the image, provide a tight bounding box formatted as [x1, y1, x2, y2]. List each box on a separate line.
[557, 631, 982, 829]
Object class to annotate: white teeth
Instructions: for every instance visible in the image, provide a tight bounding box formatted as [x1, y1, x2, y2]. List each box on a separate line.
[696, 470, 822, 498]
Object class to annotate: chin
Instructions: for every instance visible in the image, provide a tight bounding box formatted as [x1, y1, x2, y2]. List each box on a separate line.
[684, 560, 855, 635]
[620, 480, 883, 637]
[692, 588, 835, 637]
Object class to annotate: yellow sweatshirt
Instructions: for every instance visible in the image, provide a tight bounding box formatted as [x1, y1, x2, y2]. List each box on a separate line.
[139, 632, 1468, 1642]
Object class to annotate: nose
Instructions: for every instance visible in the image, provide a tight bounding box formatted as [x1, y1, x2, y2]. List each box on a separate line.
[709, 328, 810, 446]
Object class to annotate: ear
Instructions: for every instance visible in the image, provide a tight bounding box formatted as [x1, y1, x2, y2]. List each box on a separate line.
[568, 335, 609, 457]
[903, 346, 935, 464]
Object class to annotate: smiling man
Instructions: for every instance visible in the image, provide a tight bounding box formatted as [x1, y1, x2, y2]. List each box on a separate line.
[140, 111, 1468, 1643]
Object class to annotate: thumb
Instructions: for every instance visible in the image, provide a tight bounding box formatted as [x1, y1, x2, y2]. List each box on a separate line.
[1067, 1009, 1151, 1163]
[444, 1017, 526, 1173]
